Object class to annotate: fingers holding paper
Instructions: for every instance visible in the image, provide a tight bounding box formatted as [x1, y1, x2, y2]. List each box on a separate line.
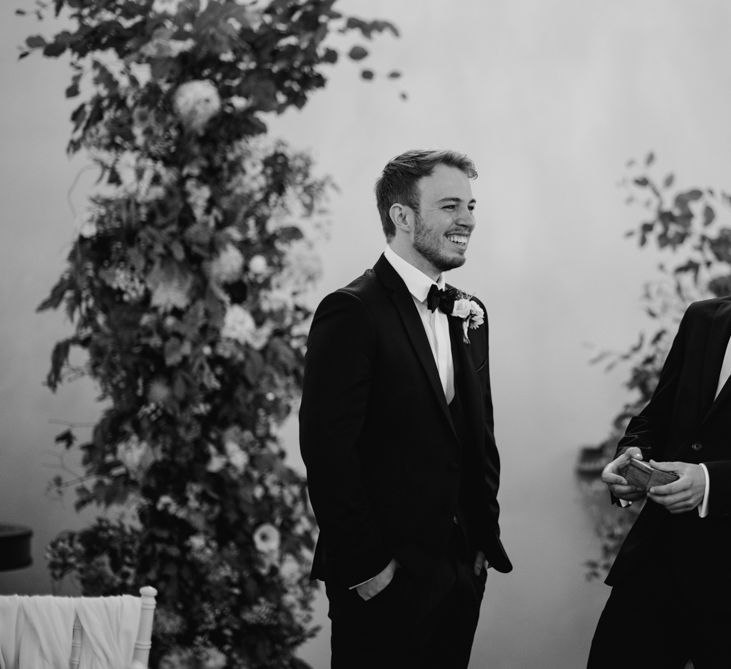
[601, 446, 646, 502]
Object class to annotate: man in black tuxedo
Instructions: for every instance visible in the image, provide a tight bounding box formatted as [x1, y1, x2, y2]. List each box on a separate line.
[588, 297, 731, 668]
[299, 149, 512, 668]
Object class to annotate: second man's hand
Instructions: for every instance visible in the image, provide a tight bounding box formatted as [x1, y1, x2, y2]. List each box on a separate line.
[601, 446, 646, 502]
[647, 460, 705, 514]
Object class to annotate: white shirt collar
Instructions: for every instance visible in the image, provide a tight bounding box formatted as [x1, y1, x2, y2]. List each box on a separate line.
[383, 246, 445, 303]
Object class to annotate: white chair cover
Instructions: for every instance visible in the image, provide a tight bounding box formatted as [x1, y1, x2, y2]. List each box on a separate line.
[0, 595, 20, 669]
[75, 595, 140, 669]
[16, 596, 76, 669]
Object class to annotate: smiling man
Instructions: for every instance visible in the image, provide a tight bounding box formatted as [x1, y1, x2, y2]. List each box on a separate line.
[299, 150, 512, 668]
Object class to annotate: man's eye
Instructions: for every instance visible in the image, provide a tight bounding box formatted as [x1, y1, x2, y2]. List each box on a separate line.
[443, 205, 456, 211]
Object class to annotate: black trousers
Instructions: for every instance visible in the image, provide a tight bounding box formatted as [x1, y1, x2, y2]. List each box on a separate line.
[588, 563, 731, 669]
[325, 529, 487, 669]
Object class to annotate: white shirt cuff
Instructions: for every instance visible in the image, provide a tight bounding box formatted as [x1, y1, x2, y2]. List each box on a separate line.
[698, 463, 710, 518]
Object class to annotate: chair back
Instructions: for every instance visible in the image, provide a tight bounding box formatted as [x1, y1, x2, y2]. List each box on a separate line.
[0, 585, 157, 669]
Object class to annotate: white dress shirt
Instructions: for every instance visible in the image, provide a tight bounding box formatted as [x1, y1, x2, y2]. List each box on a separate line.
[384, 246, 455, 403]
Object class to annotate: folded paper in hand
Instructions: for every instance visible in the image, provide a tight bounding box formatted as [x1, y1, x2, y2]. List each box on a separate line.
[620, 458, 679, 491]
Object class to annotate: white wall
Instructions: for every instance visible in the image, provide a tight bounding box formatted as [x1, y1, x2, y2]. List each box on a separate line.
[2, 1, 731, 667]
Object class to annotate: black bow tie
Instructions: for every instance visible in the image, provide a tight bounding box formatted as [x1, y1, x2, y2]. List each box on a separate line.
[426, 284, 457, 314]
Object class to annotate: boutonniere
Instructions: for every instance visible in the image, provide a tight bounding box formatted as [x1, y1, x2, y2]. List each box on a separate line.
[447, 291, 485, 344]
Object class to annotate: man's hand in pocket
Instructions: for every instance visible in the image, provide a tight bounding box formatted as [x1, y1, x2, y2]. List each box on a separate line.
[355, 559, 399, 601]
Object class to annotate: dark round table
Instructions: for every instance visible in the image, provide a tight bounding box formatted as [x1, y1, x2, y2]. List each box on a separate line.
[0, 524, 33, 571]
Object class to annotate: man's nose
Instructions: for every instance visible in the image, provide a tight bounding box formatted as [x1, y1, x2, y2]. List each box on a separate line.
[458, 208, 476, 230]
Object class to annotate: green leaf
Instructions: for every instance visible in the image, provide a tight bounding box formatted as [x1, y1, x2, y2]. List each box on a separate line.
[348, 45, 368, 61]
[43, 41, 68, 58]
[702, 205, 716, 227]
[321, 48, 338, 64]
[25, 35, 47, 48]
[54, 429, 76, 449]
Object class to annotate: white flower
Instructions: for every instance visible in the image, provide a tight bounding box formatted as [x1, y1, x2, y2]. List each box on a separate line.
[206, 444, 227, 473]
[151, 0, 183, 15]
[224, 440, 249, 472]
[166, 39, 196, 56]
[173, 80, 221, 134]
[187, 534, 206, 552]
[209, 244, 244, 283]
[451, 298, 472, 319]
[260, 288, 293, 312]
[221, 304, 256, 344]
[253, 523, 280, 556]
[79, 218, 97, 239]
[229, 95, 248, 110]
[468, 300, 485, 328]
[199, 647, 227, 669]
[449, 295, 485, 344]
[116, 435, 150, 475]
[248, 254, 267, 275]
[220, 305, 271, 349]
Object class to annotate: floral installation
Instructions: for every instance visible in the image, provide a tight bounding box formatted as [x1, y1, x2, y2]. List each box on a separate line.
[23, 0, 402, 667]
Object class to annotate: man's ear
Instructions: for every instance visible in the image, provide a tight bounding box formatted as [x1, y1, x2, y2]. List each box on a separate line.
[389, 203, 414, 234]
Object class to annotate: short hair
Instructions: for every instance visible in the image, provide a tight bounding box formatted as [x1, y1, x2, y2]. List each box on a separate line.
[374, 149, 477, 240]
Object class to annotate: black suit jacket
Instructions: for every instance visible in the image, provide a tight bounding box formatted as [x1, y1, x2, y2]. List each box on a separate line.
[607, 296, 731, 587]
[299, 254, 512, 592]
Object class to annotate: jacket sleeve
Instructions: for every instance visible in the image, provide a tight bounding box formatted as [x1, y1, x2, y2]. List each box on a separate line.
[615, 306, 692, 460]
[299, 289, 391, 587]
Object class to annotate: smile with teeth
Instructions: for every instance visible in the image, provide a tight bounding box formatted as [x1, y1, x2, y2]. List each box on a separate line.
[447, 234, 469, 247]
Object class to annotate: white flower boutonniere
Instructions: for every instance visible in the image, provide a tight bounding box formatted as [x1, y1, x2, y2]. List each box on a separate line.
[447, 293, 485, 344]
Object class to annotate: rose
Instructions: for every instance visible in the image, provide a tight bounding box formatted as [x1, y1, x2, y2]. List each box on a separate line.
[451, 298, 472, 319]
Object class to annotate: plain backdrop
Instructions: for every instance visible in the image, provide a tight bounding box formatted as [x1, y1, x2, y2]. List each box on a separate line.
[2, 1, 731, 667]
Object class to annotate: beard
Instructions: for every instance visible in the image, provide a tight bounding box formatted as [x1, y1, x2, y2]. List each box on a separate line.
[413, 213, 466, 272]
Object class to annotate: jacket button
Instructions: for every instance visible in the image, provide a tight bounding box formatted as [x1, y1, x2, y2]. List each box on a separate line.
[691, 442, 703, 452]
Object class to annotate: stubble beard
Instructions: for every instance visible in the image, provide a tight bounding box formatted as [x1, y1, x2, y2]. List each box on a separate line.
[413, 214, 466, 273]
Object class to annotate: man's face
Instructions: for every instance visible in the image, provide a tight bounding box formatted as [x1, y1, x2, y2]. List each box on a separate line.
[411, 164, 476, 274]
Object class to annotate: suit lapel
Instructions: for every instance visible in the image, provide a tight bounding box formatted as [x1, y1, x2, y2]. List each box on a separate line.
[700, 300, 731, 423]
[373, 255, 455, 431]
[448, 315, 483, 443]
